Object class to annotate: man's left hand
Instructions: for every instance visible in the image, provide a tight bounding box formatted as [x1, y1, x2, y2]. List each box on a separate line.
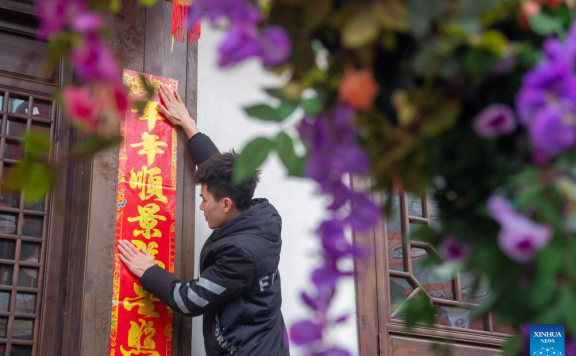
[118, 239, 156, 278]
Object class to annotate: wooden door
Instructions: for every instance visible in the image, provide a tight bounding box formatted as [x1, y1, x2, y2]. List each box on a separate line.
[0, 2, 81, 356]
[77, 1, 198, 355]
[353, 178, 513, 356]
[0, 1, 198, 355]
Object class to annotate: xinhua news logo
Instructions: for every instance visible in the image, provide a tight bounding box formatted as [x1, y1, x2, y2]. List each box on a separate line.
[531, 324, 565, 356]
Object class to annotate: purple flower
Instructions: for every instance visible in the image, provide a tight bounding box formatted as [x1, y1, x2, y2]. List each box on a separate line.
[36, 0, 102, 39]
[438, 236, 470, 262]
[217, 25, 292, 68]
[289, 320, 323, 346]
[487, 196, 552, 263]
[317, 220, 348, 257]
[218, 25, 262, 67]
[472, 104, 517, 139]
[259, 26, 292, 67]
[529, 108, 576, 164]
[311, 261, 350, 290]
[515, 23, 576, 163]
[345, 193, 381, 232]
[71, 34, 119, 81]
[188, 0, 261, 27]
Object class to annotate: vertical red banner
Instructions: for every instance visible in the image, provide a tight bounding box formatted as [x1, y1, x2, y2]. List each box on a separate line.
[110, 70, 178, 356]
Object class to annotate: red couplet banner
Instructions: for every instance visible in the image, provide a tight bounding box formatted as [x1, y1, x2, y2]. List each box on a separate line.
[109, 69, 178, 356]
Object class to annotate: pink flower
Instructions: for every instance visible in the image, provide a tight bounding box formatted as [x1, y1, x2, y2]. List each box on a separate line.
[36, 0, 103, 39]
[71, 34, 119, 81]
[439, 236, 470, 263]
[487, 196, 552, 263]
[472, 104, 517, 139]
[62, 86, 98, 131]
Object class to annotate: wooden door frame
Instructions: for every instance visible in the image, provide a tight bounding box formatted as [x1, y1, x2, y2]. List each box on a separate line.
[77, 1, 198, 355]
[0, 1, 198, 354]
[352, 178, 508, 356]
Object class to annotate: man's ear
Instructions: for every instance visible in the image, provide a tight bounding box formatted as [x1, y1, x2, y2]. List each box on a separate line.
[223, 197, 234, 212]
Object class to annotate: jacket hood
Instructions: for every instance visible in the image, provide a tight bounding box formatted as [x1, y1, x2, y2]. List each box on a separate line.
[211, 198, 282, 242]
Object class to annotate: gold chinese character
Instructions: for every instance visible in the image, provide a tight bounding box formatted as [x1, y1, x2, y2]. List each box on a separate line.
[131, 101, 164, 131]
[129, 166, 167, 203]
[131, 240, 165, 269]
[123, 283, 160, 318]
[130, 132, 168, 166]
[120, 319, 160, 356]
[127, 203, 166, 239]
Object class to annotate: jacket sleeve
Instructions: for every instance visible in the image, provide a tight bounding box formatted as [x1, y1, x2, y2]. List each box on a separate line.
[187, 132, 220, 167]
[140, 244, 255, 317]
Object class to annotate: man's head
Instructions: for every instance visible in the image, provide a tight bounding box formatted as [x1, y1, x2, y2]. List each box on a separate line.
[193, 152, 260, 229]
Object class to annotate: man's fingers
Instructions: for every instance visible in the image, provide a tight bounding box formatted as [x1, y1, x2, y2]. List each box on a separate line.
[174, 90, 183, 104]
[157, 104, 169, 117]
[118, 240, 136, 258]
[119, 253, 131, 266]
[125, 240, 140, 254]
[161, 85, 176, 104]
[140, 247, 152, 258]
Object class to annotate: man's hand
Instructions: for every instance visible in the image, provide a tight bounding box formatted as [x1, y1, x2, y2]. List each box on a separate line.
[118, 239, 156, 278]
[157, 85, 200, 139]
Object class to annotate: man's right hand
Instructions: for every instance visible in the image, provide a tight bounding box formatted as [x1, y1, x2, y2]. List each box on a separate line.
[157, 85, 200, 139]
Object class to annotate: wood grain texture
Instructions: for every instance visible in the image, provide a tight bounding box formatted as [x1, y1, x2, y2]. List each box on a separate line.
[142, 1, 194, 354]
[390, 335, 501, 356]
[351, 176, 380, 356]
[79, 1, 145, 355]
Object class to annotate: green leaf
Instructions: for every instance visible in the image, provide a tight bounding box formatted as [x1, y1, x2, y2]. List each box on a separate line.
[71, 135, 124, 158]
[139, 75, 156, 98]
[138, 0, 158, 6]
[301, 97, 322, 115]
[233, 137, 273, 184]
[530, 271, 557, 308]
[134, 99, 149, 116]
[373, 0, 407, 32]
[407, 0, 446, 39]
[245, 99, 298, 122]
[275, 133, 305, 176]
[341, 9, 380, 49]
[560, 289, 576, 334]
[474, 30, 509, 55]
[529, 13, 565, 36]
[23, 131, 52, 161]
[244, 104, 283, 122]
[501, 335, 522, 356]
[276, 101, 298, 121]
[4, 161, 56, 202]
[421, 100, 460, 136]
[109, 0, 122, 12]
[455, 0, 501, 18]
[402, 293, 435, 327]
[304, 0, 332, 30]
[535, 244, 563, 275]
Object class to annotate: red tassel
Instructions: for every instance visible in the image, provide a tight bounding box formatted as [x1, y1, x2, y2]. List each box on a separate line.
[171, 0, 201, 44]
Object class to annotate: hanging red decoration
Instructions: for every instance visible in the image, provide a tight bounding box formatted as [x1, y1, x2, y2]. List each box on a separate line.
[166, 0, 201, 49]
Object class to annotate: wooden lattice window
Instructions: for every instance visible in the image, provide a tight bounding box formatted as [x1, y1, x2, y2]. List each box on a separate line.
[386, 191, 514, 335]
[0, 89, 53, 356]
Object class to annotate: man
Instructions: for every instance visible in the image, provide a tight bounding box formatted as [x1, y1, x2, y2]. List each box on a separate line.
[118, 85, 290, 356]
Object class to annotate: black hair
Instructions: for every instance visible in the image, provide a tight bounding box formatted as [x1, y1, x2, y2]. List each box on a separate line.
[193, 151, 260, 211]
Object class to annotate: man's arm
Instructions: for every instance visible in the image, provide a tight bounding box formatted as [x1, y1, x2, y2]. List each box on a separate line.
[118, 239, 255, 316]
[186, 132, 220, 166]
[157, 85, 220, 167]
[139, 244, 255, 317]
